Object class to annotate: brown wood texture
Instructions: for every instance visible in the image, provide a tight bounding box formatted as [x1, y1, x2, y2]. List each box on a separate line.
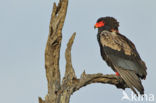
[39, 0, 128, 103]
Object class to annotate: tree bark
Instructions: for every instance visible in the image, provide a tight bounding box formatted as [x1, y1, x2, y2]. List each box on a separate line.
[39, 0, 128, 103]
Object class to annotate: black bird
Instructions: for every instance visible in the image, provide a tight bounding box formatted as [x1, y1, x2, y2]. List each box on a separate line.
[94, 17, 147, 95]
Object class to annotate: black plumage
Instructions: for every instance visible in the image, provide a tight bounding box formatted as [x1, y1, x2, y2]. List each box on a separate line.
[95, 17, 147, 95]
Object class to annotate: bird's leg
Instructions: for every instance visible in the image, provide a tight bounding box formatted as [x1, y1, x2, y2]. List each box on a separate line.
[115, 72, 120, 76]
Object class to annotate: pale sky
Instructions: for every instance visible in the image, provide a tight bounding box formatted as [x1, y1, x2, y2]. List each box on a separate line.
[0, 0, 156, 103]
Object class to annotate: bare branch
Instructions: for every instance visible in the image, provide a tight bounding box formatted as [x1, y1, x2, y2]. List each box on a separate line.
[42, 0, 68, 103]
[38, 97, 45, 103]
[40, 0, 130, 103]
[65, 33, 76, 79]
[74, 73, 128, 93]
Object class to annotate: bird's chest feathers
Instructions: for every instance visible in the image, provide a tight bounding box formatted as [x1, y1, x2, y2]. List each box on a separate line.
[99, 31, 132, 55]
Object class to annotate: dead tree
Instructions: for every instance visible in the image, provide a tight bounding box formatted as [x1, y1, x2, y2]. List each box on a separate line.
[39, 0, 128, 103]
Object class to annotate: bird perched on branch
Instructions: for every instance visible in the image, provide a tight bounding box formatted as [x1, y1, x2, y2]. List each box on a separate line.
[94, 17, 147, 96]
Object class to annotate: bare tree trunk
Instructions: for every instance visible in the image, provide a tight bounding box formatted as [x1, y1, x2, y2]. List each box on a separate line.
[38, 0, 128, 103]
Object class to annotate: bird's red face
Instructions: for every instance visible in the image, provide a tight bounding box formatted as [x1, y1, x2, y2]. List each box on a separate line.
[94, 21, 105, 28]
[94, 17, 119, 33]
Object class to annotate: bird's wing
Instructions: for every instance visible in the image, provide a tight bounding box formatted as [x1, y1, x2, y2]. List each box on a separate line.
[99, 31, 147, 95]
[99, 31, 147, 78]
[115, 66, 144, 95]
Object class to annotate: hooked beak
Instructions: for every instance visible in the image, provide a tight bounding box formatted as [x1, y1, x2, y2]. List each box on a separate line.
[94, 24, 97, 29]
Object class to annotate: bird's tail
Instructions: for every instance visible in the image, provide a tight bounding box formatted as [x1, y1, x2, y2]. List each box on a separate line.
[116, 67, 144, 96]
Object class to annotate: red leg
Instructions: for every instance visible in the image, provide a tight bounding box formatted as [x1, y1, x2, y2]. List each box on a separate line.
[115, 72, 120, 76]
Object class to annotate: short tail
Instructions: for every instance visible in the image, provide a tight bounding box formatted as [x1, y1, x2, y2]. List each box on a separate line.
[117, 68, 144, 96]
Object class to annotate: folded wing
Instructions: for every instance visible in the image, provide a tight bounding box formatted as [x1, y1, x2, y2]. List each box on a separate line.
[98, 31, 147, 95]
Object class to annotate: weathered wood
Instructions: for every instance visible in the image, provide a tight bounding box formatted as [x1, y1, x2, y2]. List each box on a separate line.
[43, 0, 68, 103]
[39, 0, 129, 103]
[64, 32, 76, 80]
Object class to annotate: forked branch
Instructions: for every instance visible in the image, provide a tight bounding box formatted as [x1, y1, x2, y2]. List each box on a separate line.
[39, 0, 128, 103]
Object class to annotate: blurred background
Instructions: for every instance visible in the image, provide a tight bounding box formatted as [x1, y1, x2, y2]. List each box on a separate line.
[0, 0, 156, 103]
